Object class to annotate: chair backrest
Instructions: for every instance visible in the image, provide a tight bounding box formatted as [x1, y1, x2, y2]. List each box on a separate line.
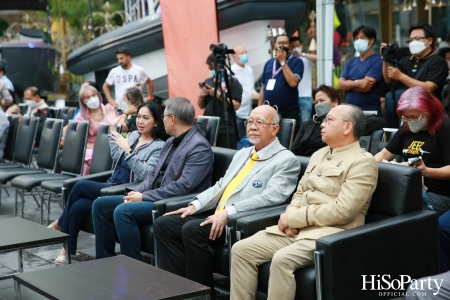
[13, 117, 39, 166]
[57, 107, 77, 126]
[89, 123, 113, 174]
[211, 147, 236, 184]
[60, 120, 89, 176]
[36, 118, 63, 171]
[198, 116, 220, 147]
[276, 118, 296, 149]
[367, 162, 422, 223]
[4, 115, 19, 161]
[368, 129, 383, 155]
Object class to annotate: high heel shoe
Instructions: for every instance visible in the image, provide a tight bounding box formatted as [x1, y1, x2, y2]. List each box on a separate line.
[47, 221, 61, 231]
[54, 248, 66, 265]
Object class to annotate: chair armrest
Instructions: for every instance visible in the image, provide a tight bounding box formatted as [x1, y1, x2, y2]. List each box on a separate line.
[235, 205, 288, 239]
[100, 182, 139, 196]
[63, 171, 114, 196]
[315, 210, 439, 300]
[153, 193, 197, 218]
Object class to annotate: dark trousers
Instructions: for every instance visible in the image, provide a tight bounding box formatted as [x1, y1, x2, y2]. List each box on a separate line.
[153, 213, 226, 290]
[281, 108, 300, 135]
[92, 196, 154, 260]
[58, 180, 112, 255]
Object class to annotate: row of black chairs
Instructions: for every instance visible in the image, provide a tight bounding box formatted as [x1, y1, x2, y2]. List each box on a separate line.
[18, 105, 77, 126]
[0, 116, 114, 224]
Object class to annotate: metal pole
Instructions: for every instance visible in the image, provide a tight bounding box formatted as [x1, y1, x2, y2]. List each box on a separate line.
[316, 0, 335, 86]
[88, 0, 96, 38]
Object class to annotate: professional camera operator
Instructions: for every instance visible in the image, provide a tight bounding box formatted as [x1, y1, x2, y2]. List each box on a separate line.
[381, 24, 448, 102]
[198, 52, 242, 149]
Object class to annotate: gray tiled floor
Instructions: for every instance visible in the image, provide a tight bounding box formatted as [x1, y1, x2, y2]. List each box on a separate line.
[0, 185, 99, 300]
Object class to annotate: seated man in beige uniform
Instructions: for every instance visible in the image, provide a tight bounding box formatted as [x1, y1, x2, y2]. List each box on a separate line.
[230, 104, 378, 300]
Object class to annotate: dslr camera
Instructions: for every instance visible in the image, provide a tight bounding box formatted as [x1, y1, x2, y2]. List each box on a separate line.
[381, 43, 400, 65]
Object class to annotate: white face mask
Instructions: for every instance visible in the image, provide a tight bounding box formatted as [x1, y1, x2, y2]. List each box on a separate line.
[354, 39, 370, 54]
[25, 100, 36, 107]
[293, 47, 302, 54]
[86, 96, 100, 109]
[409, 40, 427, 55]
[408, 118, 426, 133]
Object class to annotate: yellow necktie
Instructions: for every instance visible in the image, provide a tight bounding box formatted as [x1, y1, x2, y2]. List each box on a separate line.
[215, 153, 259, 214]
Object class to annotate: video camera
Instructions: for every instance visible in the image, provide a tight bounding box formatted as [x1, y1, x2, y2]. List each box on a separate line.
[210, 43, 235, 56]
[381, 43, 400, 65]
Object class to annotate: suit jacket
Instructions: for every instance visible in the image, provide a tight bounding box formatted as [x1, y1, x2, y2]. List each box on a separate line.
[134, 126, 214, 201]
[267, 141, 378, 240]
[194, 138, 300, 214]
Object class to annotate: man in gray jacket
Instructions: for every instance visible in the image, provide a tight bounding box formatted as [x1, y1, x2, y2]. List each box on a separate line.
[153, 105, 300, 293]
[93, 97, 214, 260]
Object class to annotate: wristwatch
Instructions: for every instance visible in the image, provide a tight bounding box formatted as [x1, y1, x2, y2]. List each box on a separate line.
[302, 52, 306, 57]
[124, 151, 131, 157]
[280, 61, 286, 67]
[354, 80, 359, 88]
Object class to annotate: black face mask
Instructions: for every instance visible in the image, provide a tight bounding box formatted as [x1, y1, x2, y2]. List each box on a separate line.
[315, 104, 331, 118]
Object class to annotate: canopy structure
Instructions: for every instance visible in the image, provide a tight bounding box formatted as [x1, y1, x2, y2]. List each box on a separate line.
[0, 0, 48, 11]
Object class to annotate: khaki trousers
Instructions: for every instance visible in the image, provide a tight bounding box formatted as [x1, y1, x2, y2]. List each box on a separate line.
[230, 230, 315, 300]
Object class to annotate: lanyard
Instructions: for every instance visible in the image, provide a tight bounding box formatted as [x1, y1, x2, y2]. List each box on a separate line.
[272, 55, 292, 78]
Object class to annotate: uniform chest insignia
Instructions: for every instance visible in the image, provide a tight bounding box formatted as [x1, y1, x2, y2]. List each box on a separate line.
[252, 180, 263, 188]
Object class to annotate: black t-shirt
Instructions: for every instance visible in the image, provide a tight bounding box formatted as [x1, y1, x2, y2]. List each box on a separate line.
[396, 52, 448, 100]
[203, 77, 242, 134]
[386, 119, 450, 196]
[290, 119, 325, 156]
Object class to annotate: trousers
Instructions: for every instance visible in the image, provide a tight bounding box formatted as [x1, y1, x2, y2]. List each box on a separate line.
[230, 230, 315, 300]
[92, 195, 154, 260]
[153, 213, 225, 290]
[58, 180, 112, 255]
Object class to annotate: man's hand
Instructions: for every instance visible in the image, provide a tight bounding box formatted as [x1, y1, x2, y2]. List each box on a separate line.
[200, 210, 228, 240]
[387, 66, 403, 81]
[164, 205, 197, 218]
[276, 47, 288, 63]
[284, 228, 299, 237]
[278, 212, 289, 232]
[204, 84, 221, 99]
[198, 86, 209, 98]
[356, 77, 375, 92]
[124, 191, 143, 203]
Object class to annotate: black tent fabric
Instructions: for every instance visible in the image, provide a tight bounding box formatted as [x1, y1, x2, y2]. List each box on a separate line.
[0, 0, 48, 11]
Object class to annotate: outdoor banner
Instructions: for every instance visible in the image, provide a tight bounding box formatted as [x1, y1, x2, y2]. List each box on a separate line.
[160, 0, 219, 117]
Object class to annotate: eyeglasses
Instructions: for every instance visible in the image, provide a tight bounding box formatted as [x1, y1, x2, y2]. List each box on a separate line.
[161, 114, 174, 119]
[322, 116, 349, 124]
[244, 119, 276, 128]
[406, 37, 428, 44]
[401, 115, 423, 122]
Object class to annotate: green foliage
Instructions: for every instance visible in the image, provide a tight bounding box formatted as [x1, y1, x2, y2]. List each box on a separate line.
[46, 0, 124, 33]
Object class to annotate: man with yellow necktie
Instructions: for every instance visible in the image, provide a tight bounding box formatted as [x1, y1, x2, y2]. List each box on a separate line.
[153, 105, 300, 294]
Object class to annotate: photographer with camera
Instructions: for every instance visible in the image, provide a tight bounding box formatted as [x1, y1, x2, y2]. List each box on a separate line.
[381, 24, 448, 103]
[198, 53, 242, 149]
[259, 34, 304, 131]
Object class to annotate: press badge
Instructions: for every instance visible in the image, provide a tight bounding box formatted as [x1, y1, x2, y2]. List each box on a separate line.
[266, 79, 276, 90]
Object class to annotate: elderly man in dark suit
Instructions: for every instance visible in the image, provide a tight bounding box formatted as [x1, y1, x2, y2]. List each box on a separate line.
[92, 97, 214, 260]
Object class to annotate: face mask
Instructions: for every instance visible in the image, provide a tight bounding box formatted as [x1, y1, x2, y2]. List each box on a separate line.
[354, 39, 369, 54]
[315, 103, 331, 119]
[25, 100, 35, 107]
[86, 96, 100, 109]
[409, 40, 427, 55]
[209, 70, 216, 78]
[293, 47, 303, 54]
[239, 54, 248, 65]
[407, 118, 426, 133]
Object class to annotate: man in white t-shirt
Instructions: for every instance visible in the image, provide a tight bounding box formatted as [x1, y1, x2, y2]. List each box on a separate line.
[103, 47, 154, 111]
[289, 37, 316, 124]
[231, 46, 257, 139]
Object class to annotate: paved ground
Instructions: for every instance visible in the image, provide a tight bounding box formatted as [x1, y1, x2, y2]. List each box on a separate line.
[0, 185, 99, 300]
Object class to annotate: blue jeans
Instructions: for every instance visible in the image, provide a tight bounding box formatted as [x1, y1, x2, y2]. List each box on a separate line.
[298, 97, 312, 124]
[236, 116, 247, 140]
[58, 180, 112, 255]
[92, 196, 154, 260]
[440, 210, 450, 272]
